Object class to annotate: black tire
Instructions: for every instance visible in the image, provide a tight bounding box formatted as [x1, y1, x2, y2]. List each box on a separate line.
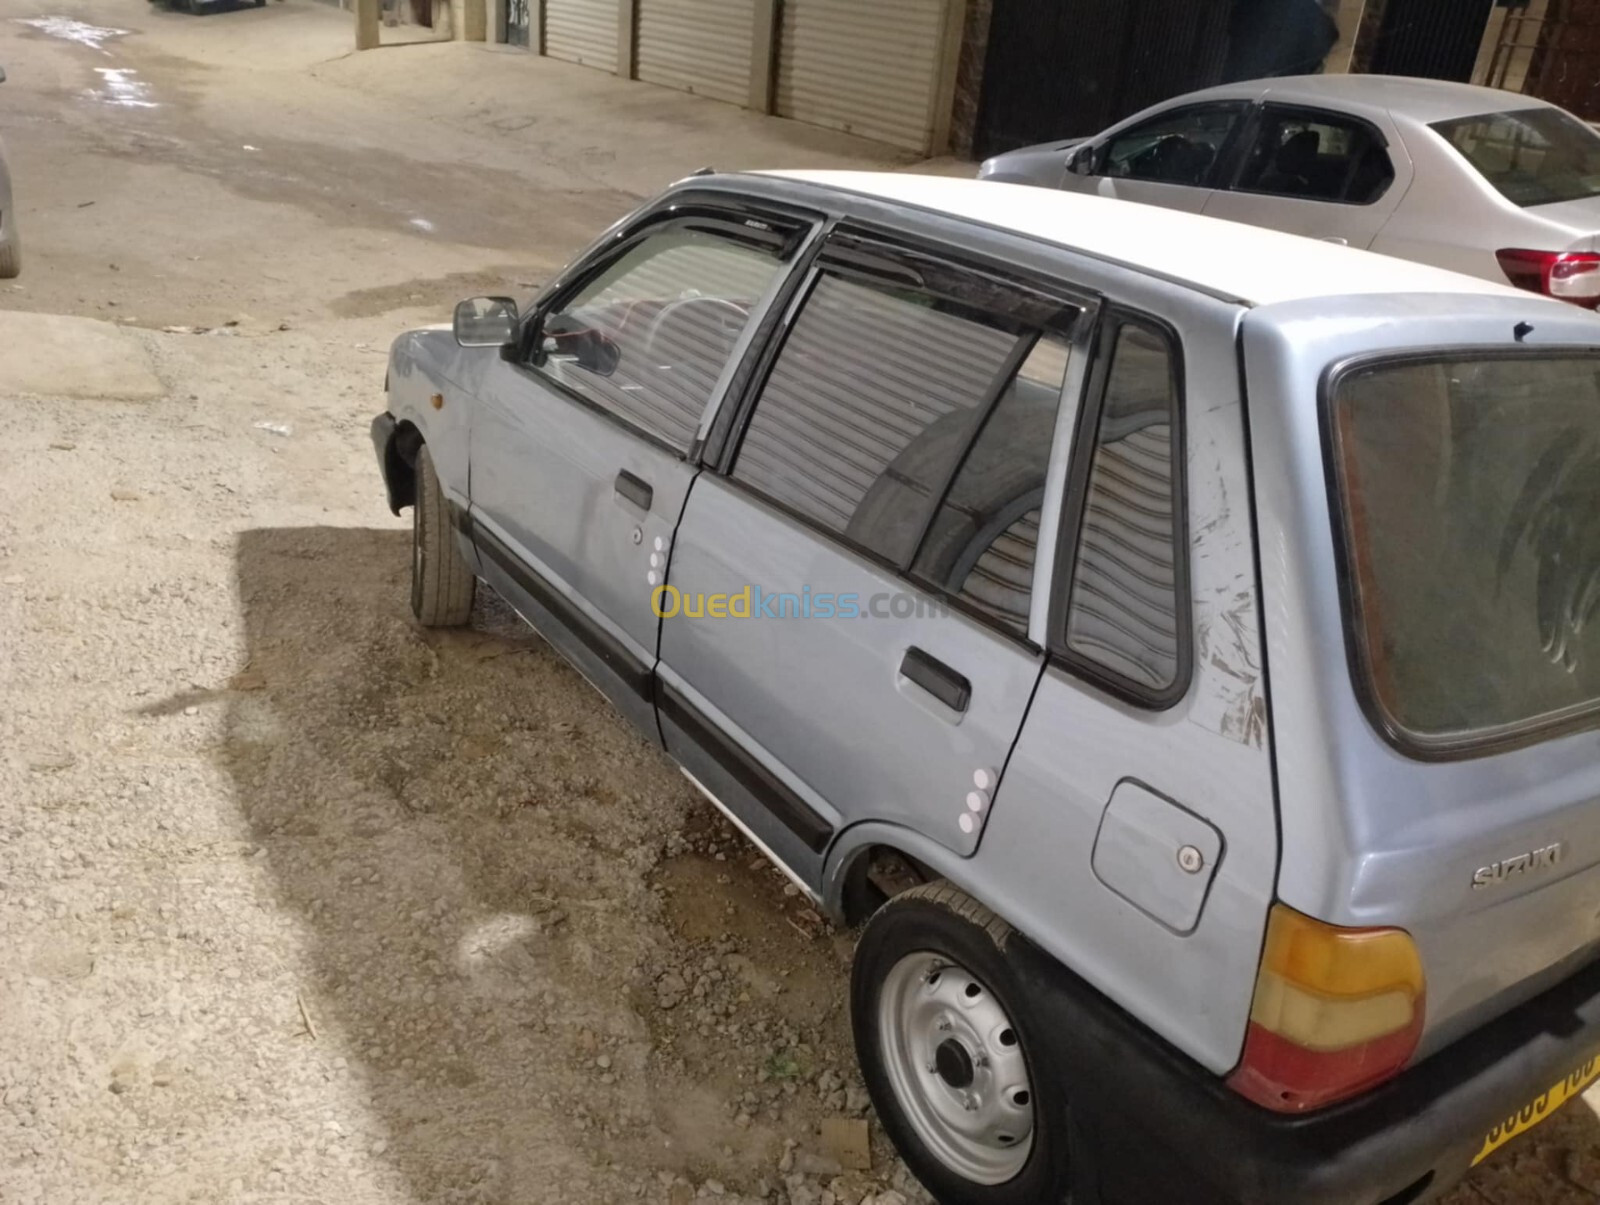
[852, 884, 1089, 1205]
[0, 237, 18, 281]
[410, 444, 476, 627]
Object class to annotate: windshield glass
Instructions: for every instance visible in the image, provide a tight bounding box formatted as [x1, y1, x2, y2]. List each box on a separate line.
[1330, 356, 1600, 753]
[1433, 107, 1600, 208]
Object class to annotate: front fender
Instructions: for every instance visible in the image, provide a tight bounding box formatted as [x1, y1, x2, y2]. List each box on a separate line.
[386, 325, 474, 506]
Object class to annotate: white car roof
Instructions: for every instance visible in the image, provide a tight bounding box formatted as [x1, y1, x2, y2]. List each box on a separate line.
[761, 171, 1524, 308]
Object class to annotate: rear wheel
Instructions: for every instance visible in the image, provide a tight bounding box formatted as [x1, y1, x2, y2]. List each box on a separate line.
[0, 237, 20, 280]
[852, 884, 1087, 1205]
[410, 443, 475, 627]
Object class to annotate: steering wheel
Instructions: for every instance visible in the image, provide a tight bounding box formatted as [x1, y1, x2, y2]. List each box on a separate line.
[643, 295, 751, 360]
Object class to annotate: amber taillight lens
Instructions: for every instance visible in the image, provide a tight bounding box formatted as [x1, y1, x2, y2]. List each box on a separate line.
[1227, 904, 1425, 1113]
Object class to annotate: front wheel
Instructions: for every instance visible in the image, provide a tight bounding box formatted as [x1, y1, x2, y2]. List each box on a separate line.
[852, 884, 1087, 1205]
[410, 443, 476, 627]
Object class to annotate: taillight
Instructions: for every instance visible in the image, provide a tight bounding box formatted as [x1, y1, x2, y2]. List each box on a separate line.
[1496, 248, 1600, 307]
[1228, 904, 1425, 1113]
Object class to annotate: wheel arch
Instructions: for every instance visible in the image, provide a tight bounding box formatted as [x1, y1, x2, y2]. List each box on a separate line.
[824, 822, 992, 929]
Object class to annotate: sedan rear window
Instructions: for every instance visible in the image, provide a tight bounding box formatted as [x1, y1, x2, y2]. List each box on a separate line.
[1433, 107, 1600, 208]
[1330, 356, 1600, 754]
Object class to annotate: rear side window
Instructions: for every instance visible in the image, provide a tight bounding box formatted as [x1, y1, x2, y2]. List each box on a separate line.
[1330, 355, 1600, 755]
[1433, 107, 1600, 208]
[913, 336, 1074, 637]
[1062, 321, 1186, 701]
[732, 251, 1078, 582]
[536, 225, 785, 452]
[1232, 108, 1394, 204]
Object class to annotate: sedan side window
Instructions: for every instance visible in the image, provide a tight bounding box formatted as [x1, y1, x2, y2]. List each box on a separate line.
[1232, 108, 1395, 204]
[1100, 104, 1247, 188]
[1063, 321, 1186, 702]
[535, 226, 785, 453]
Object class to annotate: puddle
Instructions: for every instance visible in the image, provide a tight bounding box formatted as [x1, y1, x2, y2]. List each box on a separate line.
[90, 68, 157, 109]
[14, 16, 130, 53]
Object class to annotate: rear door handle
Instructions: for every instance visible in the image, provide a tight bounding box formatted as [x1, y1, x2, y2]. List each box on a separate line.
[899, 647, 971, 713]
[614, 470, 653, 511]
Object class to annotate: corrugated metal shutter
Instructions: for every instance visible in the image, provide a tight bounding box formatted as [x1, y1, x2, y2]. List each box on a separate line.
[545, 0, 617, 72]
[775, 0, 948, 151]
[636, 0, 753, 106]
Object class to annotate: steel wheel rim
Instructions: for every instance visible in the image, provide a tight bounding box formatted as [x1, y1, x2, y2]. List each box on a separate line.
[878, 951, 1035, 1185]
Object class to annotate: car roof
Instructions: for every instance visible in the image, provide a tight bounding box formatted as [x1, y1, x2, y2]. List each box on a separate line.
[1174, 73, 1549, 127]
[755, 171, 1524, 307]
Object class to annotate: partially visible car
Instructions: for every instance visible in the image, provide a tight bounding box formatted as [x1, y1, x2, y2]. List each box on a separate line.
[0, 64, 19, 279]
[979, 74, 1600, 308]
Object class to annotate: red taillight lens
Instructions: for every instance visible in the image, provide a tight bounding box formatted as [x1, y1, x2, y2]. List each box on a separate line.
[1496, 248, 1600, 307]
[1228, 905, 1425, 1113]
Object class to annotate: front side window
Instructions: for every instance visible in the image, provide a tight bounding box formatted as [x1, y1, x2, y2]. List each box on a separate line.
[1330, 356, 1600, 753]
[1100, 104, 1246, 188]
[1232, 108, 1394, 204]
[1433, 107, 1600, 209]
[1063, 322, 1185, 700]
[536, 225, 785, 451]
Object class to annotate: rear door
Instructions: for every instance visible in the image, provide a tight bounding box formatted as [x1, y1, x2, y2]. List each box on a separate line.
[1073, 102, 1253, 214]
[1203, 103, 1411, 248]
[468, 201, 811, 733]
[656, 229, 1093, 886]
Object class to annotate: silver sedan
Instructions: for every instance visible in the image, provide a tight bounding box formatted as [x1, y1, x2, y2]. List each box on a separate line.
[0, 64, 17, 279]
[979, 74, 1600, 307]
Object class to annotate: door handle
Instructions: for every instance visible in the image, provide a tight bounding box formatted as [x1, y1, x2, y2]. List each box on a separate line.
[614, 470, 653, 511]
[899, 647, 971, 713]
[1320, 236, 1349, 246]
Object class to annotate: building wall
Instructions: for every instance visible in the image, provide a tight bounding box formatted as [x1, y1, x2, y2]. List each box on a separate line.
[950, 0, 993, 158]
[1322, 0, 1369, 72]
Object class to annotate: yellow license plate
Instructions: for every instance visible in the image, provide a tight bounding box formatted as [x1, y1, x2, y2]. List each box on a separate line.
[1473, 1055, 1600, 1165]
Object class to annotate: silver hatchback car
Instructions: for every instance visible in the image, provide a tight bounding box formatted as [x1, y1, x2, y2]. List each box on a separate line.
[980, 75, 1600, 308]
[373, 171, 1600, 1204]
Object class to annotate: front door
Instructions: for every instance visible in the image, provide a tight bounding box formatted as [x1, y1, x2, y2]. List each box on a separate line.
[656, 229, 1092, 885]
[1075, 101, 1253, 214]
[468, 207, 802, 732]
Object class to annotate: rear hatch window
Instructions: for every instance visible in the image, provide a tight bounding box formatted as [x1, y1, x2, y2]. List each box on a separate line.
[1329, 355, 1600, 755]
[1433, 107, 1600, 208]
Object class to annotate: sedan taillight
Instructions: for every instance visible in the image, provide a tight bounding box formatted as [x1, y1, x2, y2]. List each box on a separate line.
[1496, 248, 1600, 307]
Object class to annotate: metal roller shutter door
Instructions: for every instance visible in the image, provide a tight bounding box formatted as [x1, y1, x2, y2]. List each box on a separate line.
[637, 0, 753, 106]
[545, 0, 617, 71]
[776, 0, 947, 151]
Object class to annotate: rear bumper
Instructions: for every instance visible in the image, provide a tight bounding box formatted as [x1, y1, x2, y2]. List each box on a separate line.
[1011, 933, 1600, 1204]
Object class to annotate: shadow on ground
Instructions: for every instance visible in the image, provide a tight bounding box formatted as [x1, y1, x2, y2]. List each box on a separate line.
[210, 526, 856, 1204]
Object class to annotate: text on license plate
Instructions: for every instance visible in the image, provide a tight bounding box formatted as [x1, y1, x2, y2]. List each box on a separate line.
[1474, 1055, 1600, 1166]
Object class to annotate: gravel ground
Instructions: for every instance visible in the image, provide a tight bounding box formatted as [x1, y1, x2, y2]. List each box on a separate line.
[2, 4, 1600, 1204]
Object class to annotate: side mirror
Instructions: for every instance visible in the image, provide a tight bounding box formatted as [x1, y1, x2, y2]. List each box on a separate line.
[1068, 144, 1097, 176]
[453, 296, 518, 348]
